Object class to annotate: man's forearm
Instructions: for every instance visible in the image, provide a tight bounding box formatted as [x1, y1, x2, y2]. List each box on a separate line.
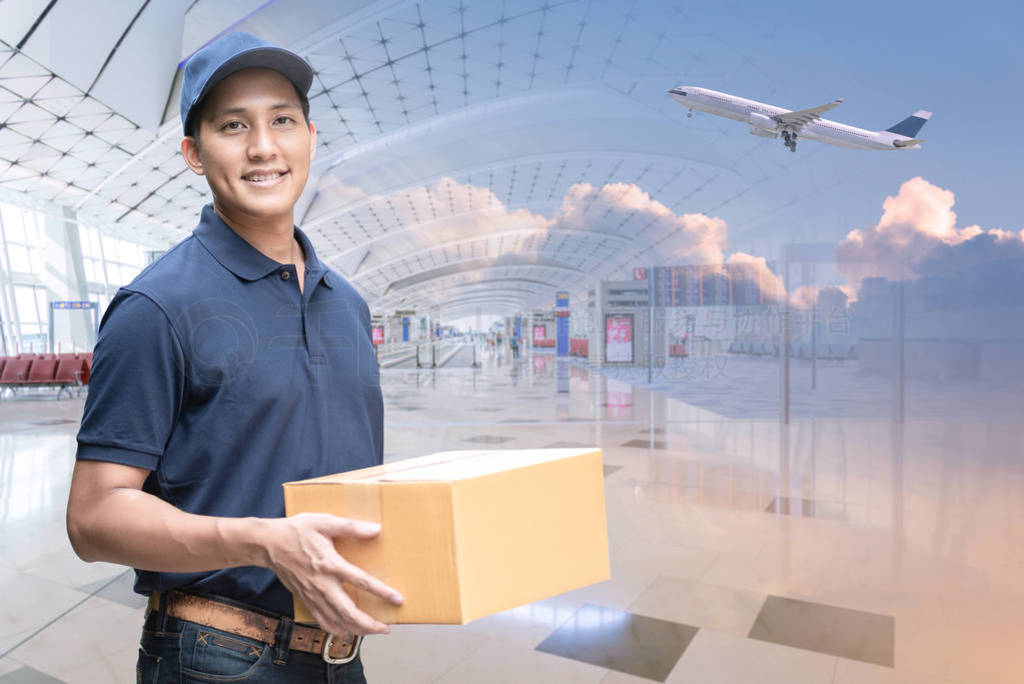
[69, 487, 271, 572]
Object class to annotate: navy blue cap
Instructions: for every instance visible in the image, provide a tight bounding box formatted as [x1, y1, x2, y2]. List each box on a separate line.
[180, 32, 313, 135]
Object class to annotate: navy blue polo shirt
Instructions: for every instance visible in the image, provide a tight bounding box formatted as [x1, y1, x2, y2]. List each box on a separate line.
[76, 204, 383, 617]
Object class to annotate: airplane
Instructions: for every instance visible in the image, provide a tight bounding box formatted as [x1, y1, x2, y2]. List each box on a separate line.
[667, 86, 930, 152]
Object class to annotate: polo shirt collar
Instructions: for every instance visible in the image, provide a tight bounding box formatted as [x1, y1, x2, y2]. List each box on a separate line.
[294, 221, 334, 289]
[194, 204, 333, 288]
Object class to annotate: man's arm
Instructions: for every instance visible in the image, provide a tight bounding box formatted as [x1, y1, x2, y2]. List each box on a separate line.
[67, 459, 403, 636]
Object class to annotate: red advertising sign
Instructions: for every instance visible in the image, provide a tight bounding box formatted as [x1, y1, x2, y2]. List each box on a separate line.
[371, 326, 384, 345]
[604, 314, 634, 363]
[533, 325, 546, 343]
[632, 267, 647, 280]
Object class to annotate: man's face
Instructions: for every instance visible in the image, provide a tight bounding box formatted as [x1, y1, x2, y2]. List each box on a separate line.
[181, 67, 316, 224]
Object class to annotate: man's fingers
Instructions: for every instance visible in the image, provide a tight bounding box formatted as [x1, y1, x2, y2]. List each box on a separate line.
[312, 587, 389, 636]
[336, 557, 403, 606]
[302, 584, 390, 636]
[330, 587, 391, 635]
[305, 513, 381, 539]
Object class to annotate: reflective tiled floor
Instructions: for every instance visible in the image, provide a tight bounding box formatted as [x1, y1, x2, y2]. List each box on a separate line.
[1, 344, 1023, 682]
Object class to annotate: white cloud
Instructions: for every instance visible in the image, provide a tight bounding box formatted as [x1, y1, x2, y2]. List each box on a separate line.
[836, 176, 1022, 291]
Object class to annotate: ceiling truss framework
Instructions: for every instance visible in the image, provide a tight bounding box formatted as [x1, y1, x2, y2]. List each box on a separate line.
[0, 0, 785, 317]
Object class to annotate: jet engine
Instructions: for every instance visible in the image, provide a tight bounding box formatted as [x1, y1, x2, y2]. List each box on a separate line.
[749, 126, 778, 139]
[747, 112, 778, 131]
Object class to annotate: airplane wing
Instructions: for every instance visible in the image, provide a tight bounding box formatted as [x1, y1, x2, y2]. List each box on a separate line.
[773, 98, 843, 129]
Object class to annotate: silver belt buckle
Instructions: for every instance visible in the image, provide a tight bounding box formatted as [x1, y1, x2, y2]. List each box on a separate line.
[322, 633, 362, 665]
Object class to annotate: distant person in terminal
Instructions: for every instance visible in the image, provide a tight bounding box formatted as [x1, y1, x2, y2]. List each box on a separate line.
[65, 32, 400, 683]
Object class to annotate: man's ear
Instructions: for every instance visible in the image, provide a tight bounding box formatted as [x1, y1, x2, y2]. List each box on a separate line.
[181, 137, 205, 175]
[308, 120, 317, 161]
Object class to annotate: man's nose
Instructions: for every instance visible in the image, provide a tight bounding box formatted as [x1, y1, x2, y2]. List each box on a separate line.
[247, 123, 276, 158]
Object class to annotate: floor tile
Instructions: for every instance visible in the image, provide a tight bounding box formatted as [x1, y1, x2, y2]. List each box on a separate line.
[6, 597, 144, 680]
[535, 604, 699, 682]
[628, 576, 764, 637]
[461, 434, 516, 444]
[665, 628, 838, 683]
[0, 632, 34, 662]
[84, 571, 146, 609]
[620, 439, 668, 450]
[437, 638, 608, 684]
[59, 644, 138, 684]
[603, 465, 623, 477]
[74, 574, 123, 596]
[360, 624, 488, 683]
[17, 548, 124, 590]
[460, 594, 586, 649]
[0, 572, 91, 651]
[832, 658, 963, 684]
[748, 596, 894, 667]
[764, 497, 846, 521]
[0, 665, 65, 683]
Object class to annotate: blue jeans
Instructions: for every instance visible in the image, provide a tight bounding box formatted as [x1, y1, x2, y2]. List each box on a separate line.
[137, 608, 368, 683]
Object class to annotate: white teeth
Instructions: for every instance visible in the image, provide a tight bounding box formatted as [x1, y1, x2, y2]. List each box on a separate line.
[245, 172, 283, 182]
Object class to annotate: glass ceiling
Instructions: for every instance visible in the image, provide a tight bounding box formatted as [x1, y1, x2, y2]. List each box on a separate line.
[0, 0, 907, 316]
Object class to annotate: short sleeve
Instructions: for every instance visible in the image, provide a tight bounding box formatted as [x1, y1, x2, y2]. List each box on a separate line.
[76, 290, 186, 471]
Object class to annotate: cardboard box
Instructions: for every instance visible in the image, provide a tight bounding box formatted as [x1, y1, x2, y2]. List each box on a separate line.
[282, 448, 609, 624]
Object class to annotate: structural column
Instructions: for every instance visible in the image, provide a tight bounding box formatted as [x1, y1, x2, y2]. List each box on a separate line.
[43, 206, 92, 351]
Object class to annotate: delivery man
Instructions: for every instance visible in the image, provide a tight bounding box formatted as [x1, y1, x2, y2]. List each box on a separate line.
[65, 32, 401, 683]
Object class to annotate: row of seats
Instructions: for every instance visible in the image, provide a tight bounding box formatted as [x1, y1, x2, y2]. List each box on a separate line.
[0, 353, 92, 399]
[727, 340, 856, 359]
[668, 343, 688, 357]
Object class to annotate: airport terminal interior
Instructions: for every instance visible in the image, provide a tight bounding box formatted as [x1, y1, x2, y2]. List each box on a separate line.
[0, 1, 1022, 683]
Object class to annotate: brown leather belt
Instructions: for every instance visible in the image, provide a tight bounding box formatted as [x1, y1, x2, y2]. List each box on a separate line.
[147, 591, 362, 665]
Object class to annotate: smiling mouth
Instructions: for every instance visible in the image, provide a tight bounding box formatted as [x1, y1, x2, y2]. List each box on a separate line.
[242, 171, 288, 185]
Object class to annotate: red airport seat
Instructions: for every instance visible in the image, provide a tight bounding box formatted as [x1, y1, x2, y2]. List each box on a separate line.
[54, 358, 84, 383]
[54, 358, 88, 398]
[27, 357, 58, 383]
[1, 358, 32, 385]
[78, 353, 92, 384]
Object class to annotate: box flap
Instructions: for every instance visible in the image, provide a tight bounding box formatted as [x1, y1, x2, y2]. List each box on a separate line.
[284, 448, 601, 485]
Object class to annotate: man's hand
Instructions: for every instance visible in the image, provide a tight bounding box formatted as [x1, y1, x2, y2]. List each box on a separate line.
[67, 460, 402, 637]
[261, 513, 403, 636]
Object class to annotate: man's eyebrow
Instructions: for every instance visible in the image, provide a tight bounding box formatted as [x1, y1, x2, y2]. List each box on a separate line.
[209, 102, 300, 119]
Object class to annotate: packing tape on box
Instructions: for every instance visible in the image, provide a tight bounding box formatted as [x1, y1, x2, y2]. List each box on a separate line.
[343, 450, 492, 481]
[339, 482, 399, 623]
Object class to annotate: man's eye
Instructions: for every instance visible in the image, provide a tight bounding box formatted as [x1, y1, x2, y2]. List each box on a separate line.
[275, 116, 293, 125]
[222, 121, 243, 130]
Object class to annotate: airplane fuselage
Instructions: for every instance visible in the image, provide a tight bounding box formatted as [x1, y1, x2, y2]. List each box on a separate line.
[669, 87, 921, 151]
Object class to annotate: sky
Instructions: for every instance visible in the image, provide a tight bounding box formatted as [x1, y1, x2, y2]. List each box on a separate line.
[669, 0, 1022, 235]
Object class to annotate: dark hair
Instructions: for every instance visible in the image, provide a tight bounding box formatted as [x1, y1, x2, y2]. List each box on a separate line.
[185, 81, 311, 141]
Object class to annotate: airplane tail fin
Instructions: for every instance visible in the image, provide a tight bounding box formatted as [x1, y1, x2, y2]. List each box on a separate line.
[885, 110, 932, 137]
